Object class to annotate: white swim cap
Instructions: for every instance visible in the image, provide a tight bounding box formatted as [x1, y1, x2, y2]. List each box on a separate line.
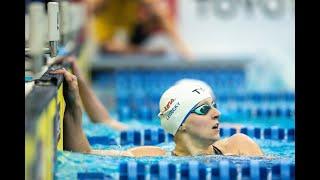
[175, 79, 215, 99]
[158, 83, 211, 135]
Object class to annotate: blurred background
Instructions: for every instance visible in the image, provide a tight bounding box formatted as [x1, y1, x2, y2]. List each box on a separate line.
[25, 0, 295, 179]
[25, 0, 295, 93]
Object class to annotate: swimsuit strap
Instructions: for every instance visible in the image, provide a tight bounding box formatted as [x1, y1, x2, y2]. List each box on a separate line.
[212, 145, 223, 155]
[171, 151, 177, 156]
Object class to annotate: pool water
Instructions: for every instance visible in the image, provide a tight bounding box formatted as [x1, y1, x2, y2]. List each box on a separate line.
[54, 114, 294, 180]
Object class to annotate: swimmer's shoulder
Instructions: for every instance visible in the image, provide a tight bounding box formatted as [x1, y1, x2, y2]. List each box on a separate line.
[223, 133, 264, 156]
[227, 133, 256, 145]
[128, 146, 166, 157]
[213, 133, 259, 155]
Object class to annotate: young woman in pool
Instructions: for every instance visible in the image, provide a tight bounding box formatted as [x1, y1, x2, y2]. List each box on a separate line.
[52, 68, 263, 157]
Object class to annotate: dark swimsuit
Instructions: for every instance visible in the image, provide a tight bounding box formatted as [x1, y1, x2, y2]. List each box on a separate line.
[172, 145, 223, 156]
[212, 145, 223, 155]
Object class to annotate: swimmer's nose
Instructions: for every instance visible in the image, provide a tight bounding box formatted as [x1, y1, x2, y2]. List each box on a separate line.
[210, 106, 221, 119]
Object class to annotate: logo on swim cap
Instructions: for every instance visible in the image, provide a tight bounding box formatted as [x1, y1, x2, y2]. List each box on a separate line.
[158, 83, 211, 135]
[175, 78, 215, 99]
[192, 87, 205, 94]
[163, 98, 176, 112]
[166, 102, 180, 120]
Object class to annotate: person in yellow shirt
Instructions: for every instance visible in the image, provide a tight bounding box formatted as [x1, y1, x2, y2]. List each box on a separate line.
[85, 0, 193, 60]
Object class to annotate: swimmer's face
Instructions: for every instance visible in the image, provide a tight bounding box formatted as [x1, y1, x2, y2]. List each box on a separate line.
[182, 97, 221, 144]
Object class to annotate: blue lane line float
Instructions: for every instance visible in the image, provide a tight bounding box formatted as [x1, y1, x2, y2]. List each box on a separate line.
[234, 160, 295, 179]
[87, 136, 117, 146]
[150, 161, 176, 180]
[262, 160, 294, 180]
[120, 130, 141, 145]
[220, 127, 237, 137]
[288, 128, 295, 141]
[158, 128, 166, 143]
[180, 161, 207, 180]
[144, 129, 152, 145]
[241, 164, 250, 179]
[264, 127, 285, 140]
[272, 163, 281, 179]
[290, 163, 295, 179]
[240, 126, 261, 139]
[144, 128, 166, 145]
[88, 161, 295, 180]
[107, 71, 295, 119]
[144, 129, 159, 145]
[218, 160, 238, 180]
[77, 172, 112, 180]
[240, 127, 293, 141]
[211, 160, 237, 180]
[90, 127, 294, 146]
[119, 161, 145, 180]
[242, 160, 268, 179]
[259, 164, 269, 180]
[211, 161, 220, 179]
[144, 129, 158, 145]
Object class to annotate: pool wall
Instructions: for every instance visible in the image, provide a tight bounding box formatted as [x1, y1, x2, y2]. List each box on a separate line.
[25, 68, 66, 180]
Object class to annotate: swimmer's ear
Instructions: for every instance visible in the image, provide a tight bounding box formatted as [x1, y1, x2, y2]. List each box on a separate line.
[179, 124, 187, 132]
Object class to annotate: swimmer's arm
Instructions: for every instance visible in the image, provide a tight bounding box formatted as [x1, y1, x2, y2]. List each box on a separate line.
[77, 75, 121, 127]
[77, 76, 128, 131]
[63, 108, 92, 154]
[90, 146, 166, 157]
[90, 149, 134, 157]
[52, 68, 92, 153]
[127, 146, 166, 157]
[65, 56, 128, 131]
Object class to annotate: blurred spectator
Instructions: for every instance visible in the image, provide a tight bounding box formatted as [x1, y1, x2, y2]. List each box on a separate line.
[84, 0, 193, 60]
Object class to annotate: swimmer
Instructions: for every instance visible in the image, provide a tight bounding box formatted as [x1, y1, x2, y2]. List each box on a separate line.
[53, 69, 263, 157]
[52, 56, 128, 131]
[158, 83, 263, 156]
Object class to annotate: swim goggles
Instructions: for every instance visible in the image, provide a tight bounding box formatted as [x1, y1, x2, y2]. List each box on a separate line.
[190, 102, 217, 115]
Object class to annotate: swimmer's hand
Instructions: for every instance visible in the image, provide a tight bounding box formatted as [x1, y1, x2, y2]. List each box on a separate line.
[50, 55, 81, 78]
[50, 68, 81, 108]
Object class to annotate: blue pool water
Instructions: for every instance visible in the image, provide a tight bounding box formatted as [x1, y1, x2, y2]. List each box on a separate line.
[54, 113, 294, 180]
